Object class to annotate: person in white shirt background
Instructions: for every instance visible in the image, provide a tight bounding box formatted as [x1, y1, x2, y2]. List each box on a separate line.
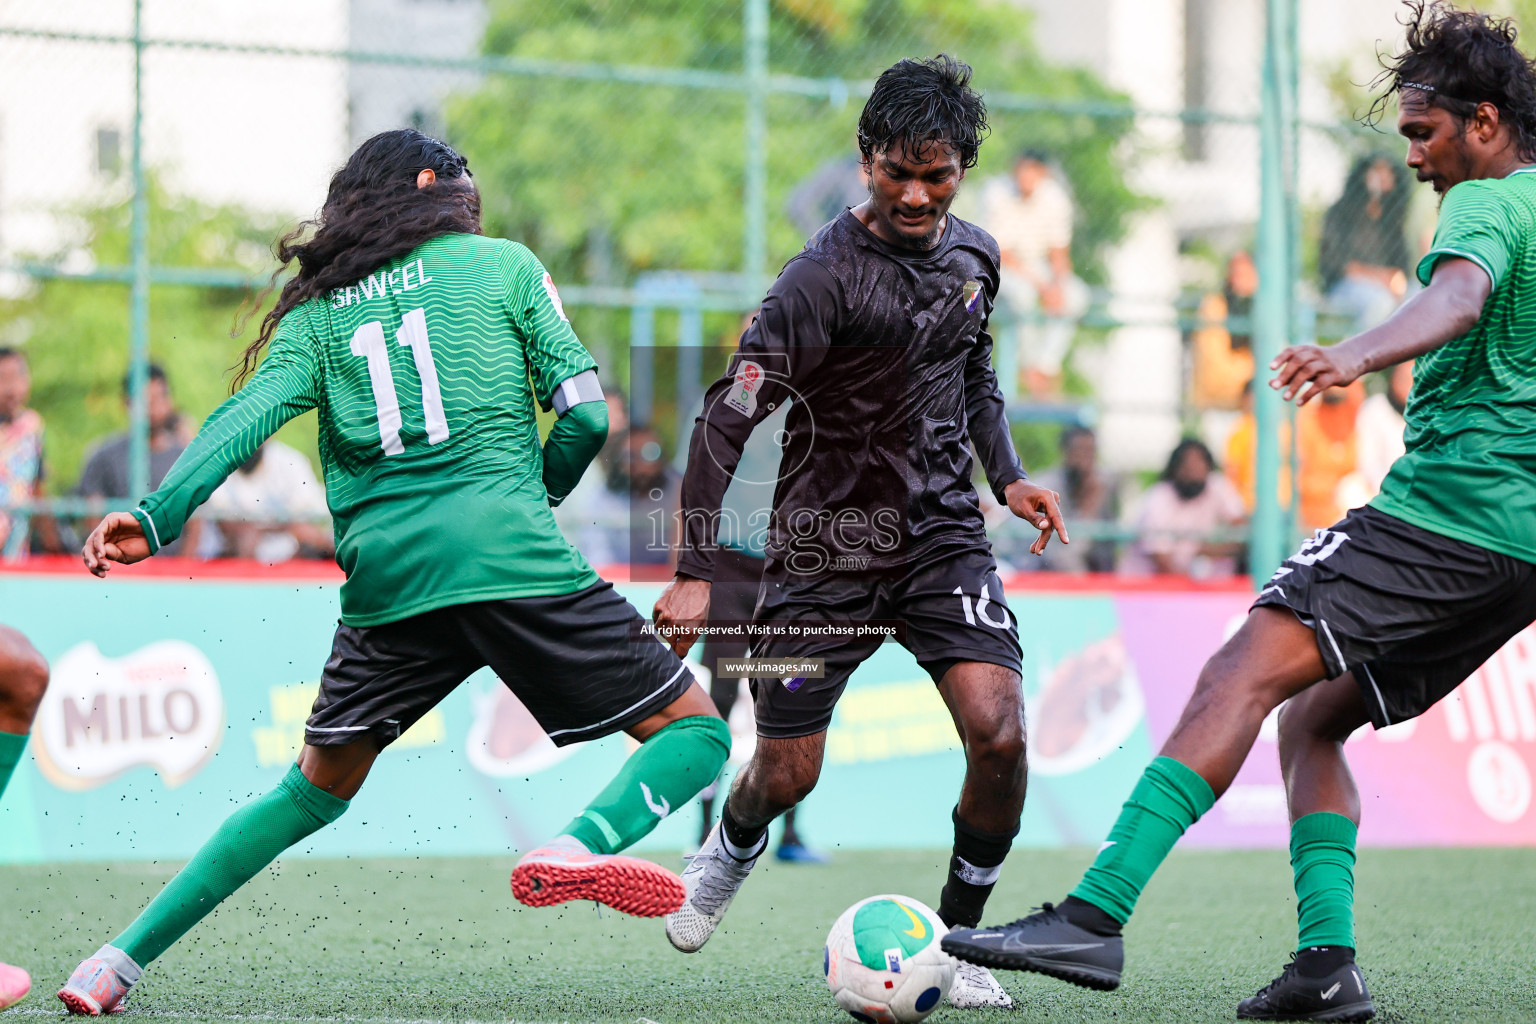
[982, 150, 1091, 397]
[203, 440, 333, 562]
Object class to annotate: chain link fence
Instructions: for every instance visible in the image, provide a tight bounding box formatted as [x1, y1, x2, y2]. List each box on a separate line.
[0, 0, 1414, 574]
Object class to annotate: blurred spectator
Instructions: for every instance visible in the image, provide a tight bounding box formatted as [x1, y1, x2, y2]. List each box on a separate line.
[1190, 251, 1258, 410]
[984, 151, 1090, 397]
[0, 348, 49, 557]
[1319, 155, 1412, 335]
[1225, 378, 1293, 513]
[555, 388, 630, 568]
[1033, 425, 1120, 573]
[785, 156, 868, 240]
[625, 425, 681, 572]
[1296, 379, 1365, 529]
[1125, 438, 1246, 578]
[1350, 360, 1413, 498]
[77, 364, 198, 555]
[205, 440, 332, 562]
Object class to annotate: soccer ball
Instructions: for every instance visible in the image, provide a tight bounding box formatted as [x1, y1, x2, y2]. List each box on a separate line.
[823, 894, 955, 1024]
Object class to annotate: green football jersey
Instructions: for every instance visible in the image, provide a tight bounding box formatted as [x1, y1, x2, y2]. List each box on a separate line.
[1372, 167, 1536, 562]
[133, 232, 601, 625]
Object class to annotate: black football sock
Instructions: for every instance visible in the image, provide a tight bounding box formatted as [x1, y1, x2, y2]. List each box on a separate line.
[937, 807, 1018, 929]
[720, 799, 769, 860]
[1059, 894, 1124, 937]
[1294, 945, 1356, 976]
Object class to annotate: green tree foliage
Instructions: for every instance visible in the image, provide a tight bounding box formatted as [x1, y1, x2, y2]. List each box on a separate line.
[449, 0, 1143, 352]
[0, 177, 304, 494]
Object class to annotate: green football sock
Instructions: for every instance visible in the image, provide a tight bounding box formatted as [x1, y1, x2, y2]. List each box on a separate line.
[1070, 756, 1216, 924]
[1291, 812, 1357, 951]
[0, 730, 26, 801]
[562, 715, 730, 855]
[114, 764, 348, 966]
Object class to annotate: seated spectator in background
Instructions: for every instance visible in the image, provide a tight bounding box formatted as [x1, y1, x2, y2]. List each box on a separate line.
[1296, 378, 1364, 530]
[205, 440, 332, 562]
[0, 347, 53, 557]
[1319, 154, 1412, 335]
[1225, 378, 1293, 512]
[1125, 438, 1246, 578]
[76, 363, 198, 555]
[555, 388, 630, 568]
[984, 151, 1090, 397]
[1033, 425, 1120, 573]
[1338, 360, 1412, 511]
[1190, 251, 1258, 411]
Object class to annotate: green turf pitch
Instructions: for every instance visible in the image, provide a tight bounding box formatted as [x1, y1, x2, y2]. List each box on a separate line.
[2, 848, 1532, 1023]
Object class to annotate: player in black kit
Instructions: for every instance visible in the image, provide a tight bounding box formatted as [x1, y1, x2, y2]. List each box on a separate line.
[653, 55, 1067, 1011]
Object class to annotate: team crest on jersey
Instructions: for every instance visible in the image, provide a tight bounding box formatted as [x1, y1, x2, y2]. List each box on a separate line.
[724, 359, 764, 418]
[963, 280, 982, 313]
[542, 272, 569, 322]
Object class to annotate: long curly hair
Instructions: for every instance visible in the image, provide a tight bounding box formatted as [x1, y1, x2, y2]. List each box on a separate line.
[857, 54, 989, 169]
[1368, 0, 1536, 162]
[233, 129, 481, 389]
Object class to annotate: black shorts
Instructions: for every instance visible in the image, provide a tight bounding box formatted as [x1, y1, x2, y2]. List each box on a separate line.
[306, 581, 693, 749]
[1253, 505, 1536, 729]
[746, 547, 1023, 739]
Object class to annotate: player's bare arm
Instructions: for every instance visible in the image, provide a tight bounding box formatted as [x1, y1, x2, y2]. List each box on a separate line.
[81, 512, 151, 577]
[1269, 257, 1490, 405]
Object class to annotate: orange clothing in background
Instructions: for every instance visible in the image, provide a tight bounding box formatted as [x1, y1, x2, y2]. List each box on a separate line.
[1225, 412, 1293, 511]
[1191, 292, 1254, 411]
[1224, 380, 1363, 529]
[1296, 381, 1364, 529]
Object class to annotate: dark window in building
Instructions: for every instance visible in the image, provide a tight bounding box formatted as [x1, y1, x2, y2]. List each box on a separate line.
[96, 128, 122, 176]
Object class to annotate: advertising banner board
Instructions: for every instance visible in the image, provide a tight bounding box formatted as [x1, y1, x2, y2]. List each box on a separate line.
[2, 564, 1531, 863]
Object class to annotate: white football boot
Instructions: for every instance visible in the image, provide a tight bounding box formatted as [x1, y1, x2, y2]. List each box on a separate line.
[947, 959, 1016, 1010]
[665, 822, 766, 952]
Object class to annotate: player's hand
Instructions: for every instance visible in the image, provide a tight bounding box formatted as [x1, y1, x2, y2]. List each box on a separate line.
[81, 511, 152, 577]
[653, 577, 711, 658]
[1004, 479, 1069, 556]
[1269, 344, 1363, 406]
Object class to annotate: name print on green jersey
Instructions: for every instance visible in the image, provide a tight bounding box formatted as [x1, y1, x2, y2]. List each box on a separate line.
[328, 258, 433, 308]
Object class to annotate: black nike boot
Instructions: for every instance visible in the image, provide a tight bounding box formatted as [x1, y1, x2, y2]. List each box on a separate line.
[940, 897, 1123, 991]
[1237, 948, 1375, 1021]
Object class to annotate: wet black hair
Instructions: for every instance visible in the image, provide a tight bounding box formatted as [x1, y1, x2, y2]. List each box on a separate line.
[857, 55, 989, 169]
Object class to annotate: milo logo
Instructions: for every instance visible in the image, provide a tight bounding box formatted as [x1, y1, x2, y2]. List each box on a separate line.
[32, 641, 225, 790]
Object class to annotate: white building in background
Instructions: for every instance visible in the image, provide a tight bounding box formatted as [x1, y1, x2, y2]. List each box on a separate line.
[0, 0, 488, 277]
[1013, 0, 1406, 471]
[0, 0, 348, 272]
[346, 0, 485, 148]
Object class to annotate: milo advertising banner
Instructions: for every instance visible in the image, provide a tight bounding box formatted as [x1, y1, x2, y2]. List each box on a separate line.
[1, 564, 1532, 864]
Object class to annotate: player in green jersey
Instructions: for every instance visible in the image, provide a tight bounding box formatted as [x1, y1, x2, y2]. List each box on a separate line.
[58, 130, 730, 1016]
[944, 4, 1536, 1020]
